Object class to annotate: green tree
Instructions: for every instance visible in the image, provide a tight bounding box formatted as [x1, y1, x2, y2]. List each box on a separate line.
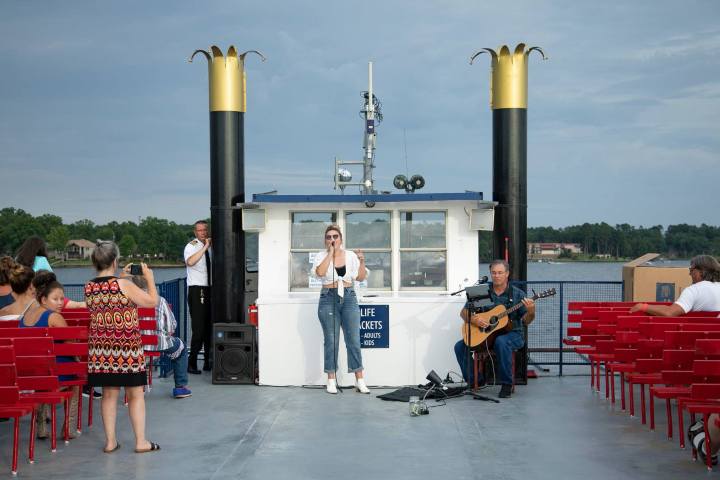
[47, 225, 70, 254]
[118, 234, 137, 258]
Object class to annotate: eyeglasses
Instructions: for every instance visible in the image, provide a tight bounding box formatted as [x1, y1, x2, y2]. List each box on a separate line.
[325, 234, 340, 240]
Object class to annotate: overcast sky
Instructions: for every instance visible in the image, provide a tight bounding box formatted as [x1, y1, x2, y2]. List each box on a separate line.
[1, 1, 718, 228]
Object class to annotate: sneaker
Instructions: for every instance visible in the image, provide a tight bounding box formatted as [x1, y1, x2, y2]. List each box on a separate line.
[82, 386, 102, 399]
[173, 387, 192, 399]
[692, 432, 719, 465]
[498, 384, 513, 398]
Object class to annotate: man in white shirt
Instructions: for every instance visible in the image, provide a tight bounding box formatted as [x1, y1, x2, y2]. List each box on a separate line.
[184, 220, 212, 374]
[630, 255, 720, 316]
[631, 255, 720, 465]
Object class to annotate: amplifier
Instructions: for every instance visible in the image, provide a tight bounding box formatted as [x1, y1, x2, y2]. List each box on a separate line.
[212, 323, 257, 385]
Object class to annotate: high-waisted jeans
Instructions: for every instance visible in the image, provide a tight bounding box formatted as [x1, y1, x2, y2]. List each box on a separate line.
[318, 287, 363, 373]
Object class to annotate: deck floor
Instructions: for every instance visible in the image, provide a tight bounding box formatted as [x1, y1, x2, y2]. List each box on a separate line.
[0, 373, 711, 479]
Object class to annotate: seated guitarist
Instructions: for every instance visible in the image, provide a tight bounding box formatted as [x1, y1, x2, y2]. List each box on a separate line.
[453, 260, 535, 398]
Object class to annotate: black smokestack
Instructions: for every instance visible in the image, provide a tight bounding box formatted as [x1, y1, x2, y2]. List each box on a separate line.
[190, 46, 265, 323]
[471, 44, 545, 282]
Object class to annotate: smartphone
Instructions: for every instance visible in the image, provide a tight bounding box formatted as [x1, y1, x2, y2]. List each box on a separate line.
[129, 264, 143, 276]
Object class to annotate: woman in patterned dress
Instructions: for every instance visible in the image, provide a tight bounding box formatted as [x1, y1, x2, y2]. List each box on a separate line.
[85, 241, 160, 454]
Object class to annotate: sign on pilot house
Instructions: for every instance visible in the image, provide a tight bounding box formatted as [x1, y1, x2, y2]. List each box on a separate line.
[359, 305, 389, 348]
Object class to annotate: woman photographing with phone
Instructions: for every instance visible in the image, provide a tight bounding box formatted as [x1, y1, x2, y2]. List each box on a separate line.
[85, 240, 160, 454]
[311, 225, 370, 395]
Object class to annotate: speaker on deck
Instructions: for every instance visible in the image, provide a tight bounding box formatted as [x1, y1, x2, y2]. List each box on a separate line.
[212, 323, 257, 385]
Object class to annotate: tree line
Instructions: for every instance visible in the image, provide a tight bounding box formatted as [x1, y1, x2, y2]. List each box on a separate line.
[479, 222, 720, 261]
[0, 208, 198, 263]
[1, 208, 717, 264]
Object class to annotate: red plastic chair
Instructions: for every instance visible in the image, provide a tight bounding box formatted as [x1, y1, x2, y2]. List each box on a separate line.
[677, 360, 720, 450]
[681, 383, 720, 471]
[0, 386, 35, 476]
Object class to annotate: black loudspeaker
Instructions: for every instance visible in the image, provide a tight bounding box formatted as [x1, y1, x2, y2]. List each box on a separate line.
[212, 323, 257, 385]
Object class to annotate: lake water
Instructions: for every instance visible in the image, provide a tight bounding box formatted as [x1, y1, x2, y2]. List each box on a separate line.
[54, 260, 691, 285]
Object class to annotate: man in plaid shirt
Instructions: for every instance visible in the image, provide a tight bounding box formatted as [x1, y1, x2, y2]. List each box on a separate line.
[133, 276, 192, 399]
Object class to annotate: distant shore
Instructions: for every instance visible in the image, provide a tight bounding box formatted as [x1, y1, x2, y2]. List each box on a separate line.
[50, 260, 184, 268]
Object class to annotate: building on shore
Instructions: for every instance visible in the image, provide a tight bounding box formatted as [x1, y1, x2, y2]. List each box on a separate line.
[528, 242, 582, 260]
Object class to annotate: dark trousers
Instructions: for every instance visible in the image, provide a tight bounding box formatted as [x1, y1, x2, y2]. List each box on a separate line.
[188, 286, 212, 366]
[454, 330, 524, 385]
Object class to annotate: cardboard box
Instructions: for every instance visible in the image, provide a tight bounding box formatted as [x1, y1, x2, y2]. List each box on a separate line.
[622, 253, 691, 302]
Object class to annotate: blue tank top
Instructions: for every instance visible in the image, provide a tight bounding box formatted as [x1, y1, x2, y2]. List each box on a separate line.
[0, 293, 13, 309]
[19, 309, 52, 328]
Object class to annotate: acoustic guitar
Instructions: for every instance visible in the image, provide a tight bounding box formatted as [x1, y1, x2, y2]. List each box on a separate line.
[461, 288, 556, 349]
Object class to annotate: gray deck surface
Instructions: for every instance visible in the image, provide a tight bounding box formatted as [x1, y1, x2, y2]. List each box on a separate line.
[0, 373, 711, 479]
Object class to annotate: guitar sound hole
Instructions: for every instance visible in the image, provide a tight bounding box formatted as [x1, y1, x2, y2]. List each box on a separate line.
[489, 316, 498, 327]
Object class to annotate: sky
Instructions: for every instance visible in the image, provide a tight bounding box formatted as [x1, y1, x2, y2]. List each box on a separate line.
[1, 0, 719, 228]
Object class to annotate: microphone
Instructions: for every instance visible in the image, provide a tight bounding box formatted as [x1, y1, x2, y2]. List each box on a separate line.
[331, 240, 335, 247]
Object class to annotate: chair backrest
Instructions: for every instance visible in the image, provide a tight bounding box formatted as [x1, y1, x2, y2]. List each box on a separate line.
[665, 331, 706, 349]
[0, 346, 15, 364]
[0, 385, 20, 405]
[11, 337, 54, 356]
[696, 339, 720, 358]
[0, 327, 49, 338]
[693, 360, 720, 380]
[682, 324, 720, 332]
[691, 383, 720, 400]
[0, 320, 20, 328]
[49, 326, 89, 341]
[635, 358, 663, 373]
[15, 356, 55, 377]
[663, 349, 695, 369]
[614, 348, 638, 363]
[0, 364, 17, 386]
[53, 343, 88, 356]
[16, 374, 60, 392]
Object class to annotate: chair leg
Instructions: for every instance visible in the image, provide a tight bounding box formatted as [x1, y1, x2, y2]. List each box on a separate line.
[50, 405, 57, 453]
[63, 398, 70, 443]
[620, 373, 626, 411]
[12, 416, 19, 476]
[704, 415, 713, 471]
[666, 399, 673, 440]
[629, 381, 635, 417]
[649, 390, 655, 431]
[28, 409, 36, 464]
[511, 352, 516, 393]
[77, 389, 83, 433]
[88, 391, 93, 428]
[640, 385, 647, 424]
[590, 361, 595, 389]
[604, 364, 610, 399]
[678, 405, 686, 449]
[610, 368, 616, 404]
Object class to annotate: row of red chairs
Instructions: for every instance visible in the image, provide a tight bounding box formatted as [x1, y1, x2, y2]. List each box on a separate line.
[565, 302, 720, 470]
[0, 333, 85, 475]
[0, 308, 159, 475]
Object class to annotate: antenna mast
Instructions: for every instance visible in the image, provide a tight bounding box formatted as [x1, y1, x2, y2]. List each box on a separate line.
[334, 61, 382, 194]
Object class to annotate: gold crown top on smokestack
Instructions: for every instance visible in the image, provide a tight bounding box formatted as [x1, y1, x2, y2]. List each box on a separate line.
[189, 46, 266, 112]
[470, 43, 546, 110]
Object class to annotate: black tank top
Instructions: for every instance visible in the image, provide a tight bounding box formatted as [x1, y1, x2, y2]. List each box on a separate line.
[335, 266, 346, 276]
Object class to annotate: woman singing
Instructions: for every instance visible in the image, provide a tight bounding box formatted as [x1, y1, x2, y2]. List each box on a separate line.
[312, 225, 370, 394]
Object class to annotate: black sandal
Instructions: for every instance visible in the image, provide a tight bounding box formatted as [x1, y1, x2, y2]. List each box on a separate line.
[103, 442, 121, 454]
[135, 442, 161, 453]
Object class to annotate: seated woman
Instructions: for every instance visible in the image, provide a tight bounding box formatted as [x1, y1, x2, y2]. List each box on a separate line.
[20, 271, 80, 439]
[0, 263, 36, 321]
[0, 257, 15, 308]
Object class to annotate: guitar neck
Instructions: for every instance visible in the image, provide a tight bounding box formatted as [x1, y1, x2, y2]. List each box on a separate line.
[497, 298, 533, 319]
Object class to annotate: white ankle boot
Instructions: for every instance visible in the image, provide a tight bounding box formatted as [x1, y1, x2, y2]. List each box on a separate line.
[355, 378, 370, 394]
[326, 378, 338, 394]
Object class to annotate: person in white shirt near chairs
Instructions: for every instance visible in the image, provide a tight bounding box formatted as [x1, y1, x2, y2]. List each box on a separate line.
[311, 225, 370, 395]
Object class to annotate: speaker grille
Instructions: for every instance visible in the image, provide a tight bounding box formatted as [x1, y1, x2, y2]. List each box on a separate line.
[217, 345, 252, 377]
